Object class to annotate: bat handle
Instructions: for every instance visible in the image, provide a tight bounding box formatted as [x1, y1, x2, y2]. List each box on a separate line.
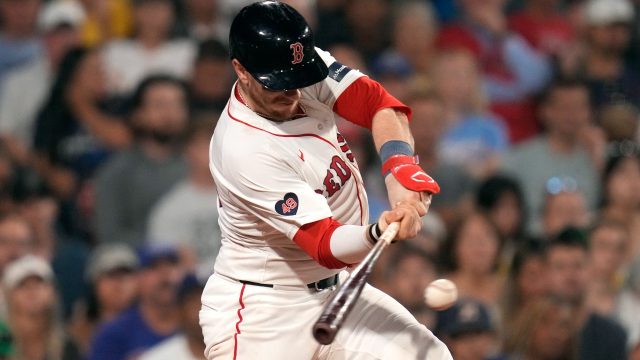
[379, 221, 400, 245]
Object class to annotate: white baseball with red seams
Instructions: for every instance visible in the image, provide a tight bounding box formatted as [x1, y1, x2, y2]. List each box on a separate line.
[424, 279, 458, 311]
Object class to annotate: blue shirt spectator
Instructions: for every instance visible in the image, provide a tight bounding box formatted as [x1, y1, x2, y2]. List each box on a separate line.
[89, 306, 176, 360]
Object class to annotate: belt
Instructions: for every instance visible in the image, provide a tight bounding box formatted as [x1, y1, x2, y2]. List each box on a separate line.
[240, 274, 339, 291]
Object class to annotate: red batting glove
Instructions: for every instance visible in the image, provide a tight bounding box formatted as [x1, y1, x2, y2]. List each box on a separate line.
[381, 155, 440, 194]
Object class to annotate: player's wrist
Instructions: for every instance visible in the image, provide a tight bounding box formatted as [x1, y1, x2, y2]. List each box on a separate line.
[366, 223, 382, 245]
[379, 140, 413, 177]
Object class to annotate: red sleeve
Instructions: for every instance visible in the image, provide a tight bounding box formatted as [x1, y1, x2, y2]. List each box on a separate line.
[332, 76, 412, 129]
[293, 218, 348, 269]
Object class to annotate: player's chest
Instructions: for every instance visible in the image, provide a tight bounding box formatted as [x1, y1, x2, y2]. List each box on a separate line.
[289, 130, 360, 200]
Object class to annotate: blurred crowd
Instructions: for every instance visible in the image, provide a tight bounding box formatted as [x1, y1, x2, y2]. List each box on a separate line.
[0, 0, 638, 359]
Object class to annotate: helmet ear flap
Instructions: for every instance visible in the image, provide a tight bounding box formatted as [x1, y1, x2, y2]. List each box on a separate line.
[229, 1, 328, 91]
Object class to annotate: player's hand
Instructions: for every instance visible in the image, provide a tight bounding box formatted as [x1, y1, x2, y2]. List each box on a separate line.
[377, 200, 426, 240]
[384, 174, 432, 215]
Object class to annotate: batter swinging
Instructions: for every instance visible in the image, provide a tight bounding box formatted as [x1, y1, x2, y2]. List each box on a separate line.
[200, 2, 453, 359]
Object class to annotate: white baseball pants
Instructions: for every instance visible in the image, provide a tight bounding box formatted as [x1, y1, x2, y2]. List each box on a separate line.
[200, 273, 452, 359]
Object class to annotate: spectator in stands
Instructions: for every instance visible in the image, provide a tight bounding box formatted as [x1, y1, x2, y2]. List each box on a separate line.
[508, 0, 575, 57]
[545, 227, 627, 360]
[178, 0, 224, 42]
[0, 0, 42, 89]
[436, 298, 501, 360]
[503, 79, 602, 233]
[67, 243, 139, 358]
[382, 1, 437, 75]
[564, 0, 640, 109]
[600, 153, 640, 260]
[33, 47, 128, 203]
[102, 0, 195, 96]
[95, 75, 188, 246]
[501, 241, 549, 331]
[445, 213, 503, 307]
[436, 0, 551, 142]
[597, 102, 639, 143]
[0, 0, 85, 161]
[89, 245, 182, 360]
[147, 117, 220, 278]
[407, 88, 475, 231]
[79, 0, 133, 47]
[2, 255, 65, 360]
[475, 175, 526, 246]
[10, 170, 89, 316]
[540, 178, 592, 239]
[382, 243, 438, 328]
[343, 0, 391, 61]
[0, 214, 33, 278]
[586, 221, 629, 316]
[616, 256, 640, 354]
[140, 273, 205, 360]
[431, 50, 508, 179]
[503, 296, 576, 360]
[189, 39, 232, 114]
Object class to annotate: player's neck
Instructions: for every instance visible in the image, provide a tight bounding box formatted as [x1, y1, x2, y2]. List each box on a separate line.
[236, 83, 304, 122]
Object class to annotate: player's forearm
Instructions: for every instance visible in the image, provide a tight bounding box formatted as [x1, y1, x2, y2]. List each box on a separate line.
[371, 108, 415, 153]
[294, 219, 378, 269]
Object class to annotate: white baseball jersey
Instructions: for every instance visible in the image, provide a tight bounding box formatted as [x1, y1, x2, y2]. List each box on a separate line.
[210, 48, 369, 286]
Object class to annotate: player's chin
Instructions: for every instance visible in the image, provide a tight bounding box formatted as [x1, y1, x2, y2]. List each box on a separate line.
[271, 102, 298, 118]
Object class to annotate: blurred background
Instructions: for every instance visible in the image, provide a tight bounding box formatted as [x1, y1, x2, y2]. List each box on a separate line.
[0, 0, 639, 359]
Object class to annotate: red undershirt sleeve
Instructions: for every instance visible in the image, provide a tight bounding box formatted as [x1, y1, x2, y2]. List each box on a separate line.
[293, 218, 348, 269]
[332, 76, 412, 129]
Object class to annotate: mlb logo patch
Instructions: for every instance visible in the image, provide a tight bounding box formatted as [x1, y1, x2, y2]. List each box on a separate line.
[275, 193, 299, 216]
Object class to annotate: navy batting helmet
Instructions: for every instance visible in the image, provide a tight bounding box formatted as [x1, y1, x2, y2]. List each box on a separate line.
[229, 1, 328, 91]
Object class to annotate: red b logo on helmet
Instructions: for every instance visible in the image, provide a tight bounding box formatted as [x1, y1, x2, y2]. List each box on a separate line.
[290, 42, 304, 64]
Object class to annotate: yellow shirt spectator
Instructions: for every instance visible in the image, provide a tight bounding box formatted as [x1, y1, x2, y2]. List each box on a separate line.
[81, 0, 133, 47]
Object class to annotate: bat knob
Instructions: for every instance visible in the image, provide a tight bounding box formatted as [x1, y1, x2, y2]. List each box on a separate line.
[312, 322, 337, 345]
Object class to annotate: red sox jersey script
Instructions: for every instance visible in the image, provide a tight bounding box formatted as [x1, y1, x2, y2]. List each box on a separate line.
[210, 48, 369, 286]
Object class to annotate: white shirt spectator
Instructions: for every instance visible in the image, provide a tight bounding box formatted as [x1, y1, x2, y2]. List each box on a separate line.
[139, 335, 201, 360]
[0, 57, 52, 146]
[147, 181, 220, 278]
[102, 39, 196, 95]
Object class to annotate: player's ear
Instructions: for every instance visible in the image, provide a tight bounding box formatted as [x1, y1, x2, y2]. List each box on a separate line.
[231, 59, 251, 86]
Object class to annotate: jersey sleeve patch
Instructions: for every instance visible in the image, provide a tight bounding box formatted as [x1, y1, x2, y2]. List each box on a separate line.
[275, 192, 299, 216]
[328, 62, 352, 83]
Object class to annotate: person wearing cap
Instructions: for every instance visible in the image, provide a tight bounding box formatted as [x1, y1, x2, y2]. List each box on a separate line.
[201, 2, 448, 359]
[66, 243, 139, 358]
[88, 244, 182, 360]
[2, 255, 65, 360]
[436, 298, 503, 360]
[139, 273, 206, 360]
[0, 0, 84, 160]
[561, 0, 640, 109]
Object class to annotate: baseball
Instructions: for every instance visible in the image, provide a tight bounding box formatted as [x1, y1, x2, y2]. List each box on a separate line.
[424, 279, 458, 310]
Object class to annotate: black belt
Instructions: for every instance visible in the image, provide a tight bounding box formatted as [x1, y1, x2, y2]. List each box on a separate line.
[240, 274, 339, 291]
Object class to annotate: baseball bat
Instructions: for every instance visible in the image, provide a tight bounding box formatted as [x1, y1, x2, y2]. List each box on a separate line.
[312, 222, 400, 345]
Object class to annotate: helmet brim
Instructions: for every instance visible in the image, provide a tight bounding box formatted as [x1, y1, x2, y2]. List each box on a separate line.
[251, 52, 329, 91]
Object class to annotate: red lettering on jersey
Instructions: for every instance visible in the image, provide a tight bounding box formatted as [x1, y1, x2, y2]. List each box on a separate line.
[290, 42, 304, 65]
[336, 133, 355, 163]
[322, 155, 353, 198]
[331, 156, 351, 183]
[323, 170, 340, 197]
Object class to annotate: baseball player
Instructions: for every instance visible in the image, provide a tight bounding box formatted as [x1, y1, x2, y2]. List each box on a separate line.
[200, 1, 453, 359]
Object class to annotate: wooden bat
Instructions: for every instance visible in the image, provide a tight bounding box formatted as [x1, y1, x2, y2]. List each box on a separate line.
[312, 222, 400, 345]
